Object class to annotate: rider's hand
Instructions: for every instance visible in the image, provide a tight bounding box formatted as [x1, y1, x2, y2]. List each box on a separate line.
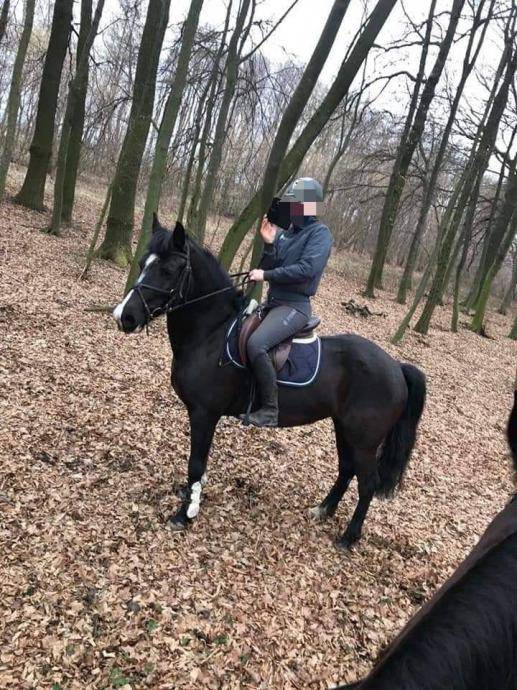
[249, 269, 265, 282]
[260, 215, 277, 244]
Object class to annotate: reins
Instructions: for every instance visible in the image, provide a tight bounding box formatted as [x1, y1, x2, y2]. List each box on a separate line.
[130, 244, 251, 333]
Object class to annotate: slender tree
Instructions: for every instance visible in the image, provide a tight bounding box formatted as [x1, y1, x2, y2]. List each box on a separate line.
[48, 0, 106, 235]
[15, 0, 73, 210]
[61, 0, 93, 224]
[190, 0, 253, 242]
[470, 165, 517, 333]
[247, 0, 353, 281]
[125, 0, 204, 291]
[0, 0, 35, 198]
[218, 0, 399, 269]
[396, 0, 493, 304]
[0, 0, 9, 45]
[413, 42, 517, 335]
[258, 0, 352, 221]
[365, 0, 465, 297]
[97, 0, 172, 266]
[499, 245, 517, 314]
[510, 312, 517, 339]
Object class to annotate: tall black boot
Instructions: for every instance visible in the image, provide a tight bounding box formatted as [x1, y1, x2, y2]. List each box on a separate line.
[241, 352, 278, 427]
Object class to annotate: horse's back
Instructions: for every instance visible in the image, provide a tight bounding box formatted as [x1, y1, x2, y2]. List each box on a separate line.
[321, 332, 408, 398]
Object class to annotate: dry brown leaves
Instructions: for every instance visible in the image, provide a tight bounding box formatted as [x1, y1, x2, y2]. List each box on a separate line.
[0, 173, 516, 689]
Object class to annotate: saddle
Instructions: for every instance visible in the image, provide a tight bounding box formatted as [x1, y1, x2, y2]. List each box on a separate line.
[238, 310, 320, 371]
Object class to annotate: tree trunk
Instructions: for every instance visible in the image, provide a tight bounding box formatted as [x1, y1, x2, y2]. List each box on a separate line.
[258, 0, 352, 216]
[191, 0, 252, 243]
[249, 0, 352, 289]
[14, 0, 73, 210]
[510, 313, 517, 340]
[98, 0, 171, 266]
[414, 43, 517, 334]
[61, 0, 93, 224]
[125, 0, 204, 291]
[218, 0, 398, 269]
[0, 0, 9, 45]
[365, 0, 465, 297]
[48, 0, 105, 235]
[471, 167, 517, 333]
[396, 0, 493, 305]
[466, 129, 517, 312]
[0, 0, 35, 198]
[499, 250, 517, 314]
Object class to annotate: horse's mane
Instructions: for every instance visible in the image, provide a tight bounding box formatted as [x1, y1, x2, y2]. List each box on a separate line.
[148, 227, 234, 291]
[338, 388, 517, 690]
[343, 531, 517, 690]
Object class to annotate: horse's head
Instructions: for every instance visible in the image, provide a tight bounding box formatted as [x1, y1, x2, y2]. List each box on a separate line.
[113, 215, 190, 333]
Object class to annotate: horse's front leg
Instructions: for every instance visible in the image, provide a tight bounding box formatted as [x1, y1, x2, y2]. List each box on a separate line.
[168, 408, 218, 531]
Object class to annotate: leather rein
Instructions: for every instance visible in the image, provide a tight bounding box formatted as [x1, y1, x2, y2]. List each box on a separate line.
[131, 244, 250, 330]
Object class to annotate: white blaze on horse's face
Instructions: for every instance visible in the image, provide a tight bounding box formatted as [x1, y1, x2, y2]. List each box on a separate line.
[112, 254, 158, 331]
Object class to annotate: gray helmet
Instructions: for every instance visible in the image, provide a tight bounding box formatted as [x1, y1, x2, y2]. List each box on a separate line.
[280, 177, 324, 203]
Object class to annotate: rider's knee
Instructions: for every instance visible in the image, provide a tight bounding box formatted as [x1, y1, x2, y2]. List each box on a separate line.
[247, 333, 267, 363]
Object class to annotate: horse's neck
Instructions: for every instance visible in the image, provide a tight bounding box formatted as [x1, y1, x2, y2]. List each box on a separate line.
[166, 296, 236, 356]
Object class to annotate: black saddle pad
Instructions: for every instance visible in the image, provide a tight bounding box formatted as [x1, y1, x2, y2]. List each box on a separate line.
[223, 318, 321, 387]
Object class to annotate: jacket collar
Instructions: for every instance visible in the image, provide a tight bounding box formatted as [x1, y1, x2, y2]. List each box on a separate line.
[292, 215, 318, 232]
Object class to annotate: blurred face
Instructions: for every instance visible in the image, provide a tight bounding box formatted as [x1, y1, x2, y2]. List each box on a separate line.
[289, 201, 319, 219]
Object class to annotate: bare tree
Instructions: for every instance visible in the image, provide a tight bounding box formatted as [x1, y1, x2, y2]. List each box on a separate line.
[15, 0, 74, 210]
[97, 0, 172, 266]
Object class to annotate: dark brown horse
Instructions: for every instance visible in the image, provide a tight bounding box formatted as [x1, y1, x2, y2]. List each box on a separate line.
[338, 378, 517, 689]
[113, 219, 426, 548]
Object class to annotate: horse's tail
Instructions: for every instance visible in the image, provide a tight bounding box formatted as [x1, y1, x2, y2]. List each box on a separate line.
[508, 378, 517, 469]
[377, 363, 426, 498]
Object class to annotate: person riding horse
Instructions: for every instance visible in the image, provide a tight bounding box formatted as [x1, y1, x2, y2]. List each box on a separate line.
[243, 177, 332, 428]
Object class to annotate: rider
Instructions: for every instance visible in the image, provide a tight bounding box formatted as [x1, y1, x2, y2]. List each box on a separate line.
[242, 177, 332, 428]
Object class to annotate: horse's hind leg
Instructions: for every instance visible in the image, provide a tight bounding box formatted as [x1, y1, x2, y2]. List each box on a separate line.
[337, 447, 379, 549]
[168, 409, 218, 531]
[309, 420, 354, 520]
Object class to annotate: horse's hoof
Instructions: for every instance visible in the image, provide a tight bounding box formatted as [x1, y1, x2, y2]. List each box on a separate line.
[308, 505, 327, 521]
[335, 535, 357, 551]
[167, 515, 189, 532]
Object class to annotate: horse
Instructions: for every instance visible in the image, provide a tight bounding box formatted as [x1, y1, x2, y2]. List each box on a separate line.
[113, 217, 426, 548]
[337, 381, 517, 688]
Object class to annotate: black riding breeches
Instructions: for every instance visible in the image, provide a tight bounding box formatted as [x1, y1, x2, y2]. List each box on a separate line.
[247, 306, 309, 363]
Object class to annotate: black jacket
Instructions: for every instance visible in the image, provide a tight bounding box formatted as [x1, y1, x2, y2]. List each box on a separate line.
[260, 216, 332, 313]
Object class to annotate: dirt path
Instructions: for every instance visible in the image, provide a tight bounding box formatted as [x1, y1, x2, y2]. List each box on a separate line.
[0, 187, 515, 689]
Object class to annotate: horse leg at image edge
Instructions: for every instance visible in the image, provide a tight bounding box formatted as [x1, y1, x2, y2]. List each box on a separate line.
[168, 410, 218, 531]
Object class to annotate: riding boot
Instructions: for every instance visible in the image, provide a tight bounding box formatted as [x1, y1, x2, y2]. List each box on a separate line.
[241, 352, 279, 428]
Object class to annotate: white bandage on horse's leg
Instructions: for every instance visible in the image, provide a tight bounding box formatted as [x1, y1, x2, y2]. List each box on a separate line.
[200, 472, 208, 486]
[186, 481, 202, 519]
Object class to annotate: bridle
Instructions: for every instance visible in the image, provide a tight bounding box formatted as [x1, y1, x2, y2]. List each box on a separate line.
[130, 243, 250, 331]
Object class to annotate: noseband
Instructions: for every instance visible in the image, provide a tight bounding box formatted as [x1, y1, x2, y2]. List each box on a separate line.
[132, 246, 192, 326]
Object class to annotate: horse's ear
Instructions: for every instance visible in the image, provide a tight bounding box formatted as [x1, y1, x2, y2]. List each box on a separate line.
[152, 212, 161, 234]
[172, 220, 186, 249]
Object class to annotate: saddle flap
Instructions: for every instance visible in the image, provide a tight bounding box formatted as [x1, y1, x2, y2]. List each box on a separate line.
[238, 312, 261, 366]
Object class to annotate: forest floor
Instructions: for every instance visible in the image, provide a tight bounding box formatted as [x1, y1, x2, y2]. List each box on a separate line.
[1, 171, 516, 690]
